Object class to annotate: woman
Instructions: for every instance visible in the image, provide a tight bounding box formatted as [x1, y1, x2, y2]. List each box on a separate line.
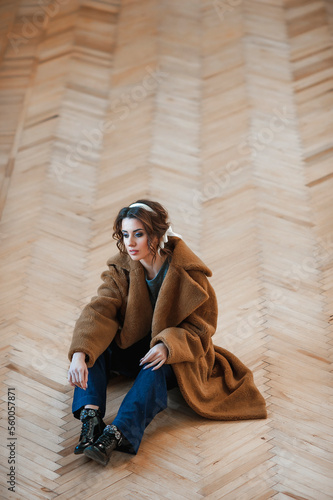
[68, 200, 267, 466]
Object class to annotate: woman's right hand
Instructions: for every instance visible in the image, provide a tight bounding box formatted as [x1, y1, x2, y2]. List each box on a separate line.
[68, 352, 88, 390]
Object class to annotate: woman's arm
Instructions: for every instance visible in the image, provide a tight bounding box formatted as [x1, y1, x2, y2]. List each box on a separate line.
[68, 265, 127, 367]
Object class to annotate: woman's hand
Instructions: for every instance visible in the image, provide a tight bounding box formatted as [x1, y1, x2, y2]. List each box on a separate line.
[68, 352, 88, 390]
[140, 343, 168, 371]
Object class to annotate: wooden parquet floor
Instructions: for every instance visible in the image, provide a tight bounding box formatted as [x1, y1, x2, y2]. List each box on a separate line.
[1, 0, 333, 499]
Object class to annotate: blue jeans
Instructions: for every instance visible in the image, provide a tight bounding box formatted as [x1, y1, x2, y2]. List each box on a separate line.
[72, 335, 177, 454]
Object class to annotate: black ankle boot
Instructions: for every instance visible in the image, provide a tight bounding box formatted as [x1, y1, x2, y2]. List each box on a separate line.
[74, 408, 106, 455]
[84, 424, 122, 466]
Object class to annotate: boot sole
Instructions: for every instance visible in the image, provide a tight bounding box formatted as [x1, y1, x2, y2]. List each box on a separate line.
[84, 446, 110, 466]
[74, 441, 98, 455]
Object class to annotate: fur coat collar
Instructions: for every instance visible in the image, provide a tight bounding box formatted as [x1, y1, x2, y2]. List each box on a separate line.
[106, 237, 213, 347]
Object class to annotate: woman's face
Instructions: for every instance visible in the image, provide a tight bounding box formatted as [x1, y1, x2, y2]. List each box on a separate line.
[121, 217, 157, 261]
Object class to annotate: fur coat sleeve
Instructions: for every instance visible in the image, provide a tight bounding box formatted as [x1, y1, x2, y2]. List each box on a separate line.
[68, 266, 128, 366]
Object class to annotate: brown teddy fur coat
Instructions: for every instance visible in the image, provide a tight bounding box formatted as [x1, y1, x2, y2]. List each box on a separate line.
[68, 237, 267, 421]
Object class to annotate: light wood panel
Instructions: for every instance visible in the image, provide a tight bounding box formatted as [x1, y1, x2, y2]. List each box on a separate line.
[0, 0, 332, 499]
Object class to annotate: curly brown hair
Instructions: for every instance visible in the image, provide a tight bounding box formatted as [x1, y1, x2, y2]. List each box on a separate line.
[112, 199, 173, 263]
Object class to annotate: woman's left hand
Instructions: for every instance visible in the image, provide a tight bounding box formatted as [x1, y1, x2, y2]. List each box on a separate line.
[139, 343, 168, 371]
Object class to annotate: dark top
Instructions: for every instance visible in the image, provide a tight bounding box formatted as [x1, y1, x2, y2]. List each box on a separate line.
[145, 257, 170, 309]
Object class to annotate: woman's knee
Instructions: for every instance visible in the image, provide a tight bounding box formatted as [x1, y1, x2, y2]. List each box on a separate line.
[138, 364, 175, 386]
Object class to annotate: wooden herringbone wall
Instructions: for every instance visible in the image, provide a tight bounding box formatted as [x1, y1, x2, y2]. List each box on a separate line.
[1, 0, 333, 499]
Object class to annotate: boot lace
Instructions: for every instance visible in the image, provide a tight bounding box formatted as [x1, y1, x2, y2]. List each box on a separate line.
[80, 419, 92, 439]
[96, 430, 117, 447]
[96, 425, 122, 447]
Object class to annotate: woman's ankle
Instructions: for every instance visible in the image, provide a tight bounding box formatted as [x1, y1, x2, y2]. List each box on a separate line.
[84, 405, 99, 410]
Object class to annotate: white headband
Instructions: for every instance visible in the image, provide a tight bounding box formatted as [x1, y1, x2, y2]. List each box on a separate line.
[129, 203, 154, 212]
[128, 203, 182, 255]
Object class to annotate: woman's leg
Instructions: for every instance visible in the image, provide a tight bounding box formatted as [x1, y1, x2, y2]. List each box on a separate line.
[84, 363, 177, 464]
[72, 345, 113, 419]
[72, 335, 151, 457]
[113, 364, 177, 454]
[72, 346, 113, 454]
